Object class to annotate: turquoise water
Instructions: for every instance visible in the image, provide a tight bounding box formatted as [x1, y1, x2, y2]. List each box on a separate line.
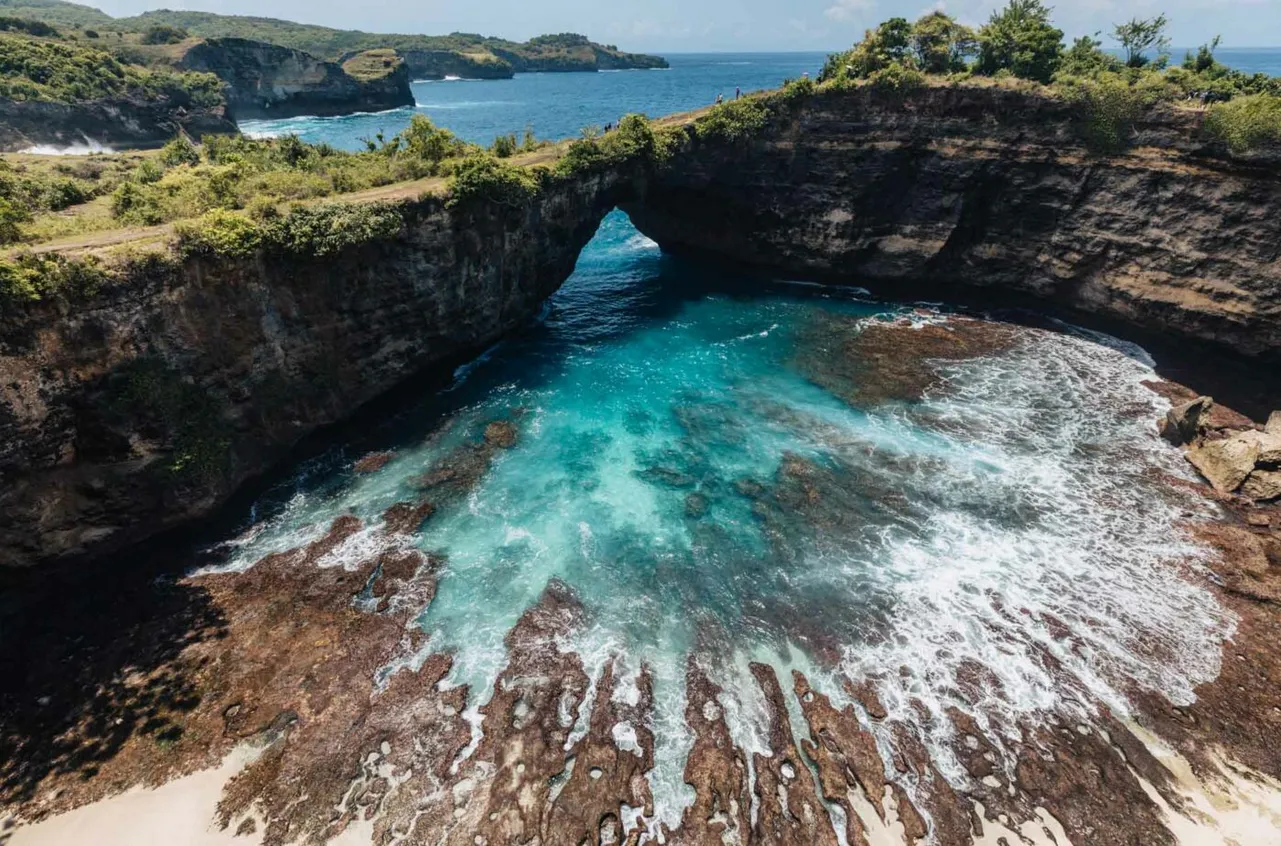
[239, 52, 826, 148]
[219, 50, 1248, 828]
[210, 213, 1234, 826]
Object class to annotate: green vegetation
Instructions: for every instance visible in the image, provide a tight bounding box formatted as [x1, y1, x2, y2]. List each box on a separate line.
[0, 14, 58, 36]
[976, 0, 1063, 83]
[174, 201, 404, 259]
[0, 0, 113, 29]
[110, 357, 230, 481]
[0, 250, 108, 304]
[1205, 94, 1281, 153]
[0, 31, 220, 105]
[0, 0, 668, 72]
[447, 153, 541, 209]
[341, 48, 402, 80]
[139, 23, 186, 45]
[818, 2, 1281, 153]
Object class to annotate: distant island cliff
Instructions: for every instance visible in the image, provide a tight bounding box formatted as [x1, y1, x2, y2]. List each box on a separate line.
[0, 0, 670, 81]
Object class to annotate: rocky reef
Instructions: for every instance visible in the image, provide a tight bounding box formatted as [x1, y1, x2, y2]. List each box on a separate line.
[626, 84, 1281, 362]
[178, 37, 414, 120]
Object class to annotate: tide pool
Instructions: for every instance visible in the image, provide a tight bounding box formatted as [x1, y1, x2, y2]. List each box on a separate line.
[205, 211, 1233, 827]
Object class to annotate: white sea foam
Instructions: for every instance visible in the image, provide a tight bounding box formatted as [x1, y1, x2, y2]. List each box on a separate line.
[19, 138, 111, 155]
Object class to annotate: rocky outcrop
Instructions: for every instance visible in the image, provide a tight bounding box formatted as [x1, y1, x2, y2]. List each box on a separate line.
[627, 85, 1281, 362]
[0, 170, 629, 568]
[0, 95, 235, 152]
[179, 37, 413, 120]
[392, 49, 514, 81]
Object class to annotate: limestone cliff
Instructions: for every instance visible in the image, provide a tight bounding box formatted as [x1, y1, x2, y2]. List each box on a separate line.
[628, 85, 1281, 361]
[0, 172, 627, 568]
[179, 37, 414, 120]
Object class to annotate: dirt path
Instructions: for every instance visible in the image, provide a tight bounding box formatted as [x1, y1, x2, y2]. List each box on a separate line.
[12, 111, 711, 259]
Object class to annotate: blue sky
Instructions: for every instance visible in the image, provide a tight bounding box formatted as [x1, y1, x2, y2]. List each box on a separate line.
[95, 0, 1281, 51]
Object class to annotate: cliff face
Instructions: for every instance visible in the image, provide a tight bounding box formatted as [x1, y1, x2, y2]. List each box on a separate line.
[627, 86, 1281, 360]
[179, 37, 414, 120]
[0, 96, 235, 151]
[0, 172, 627, 568]
[394, 49, 513, 81]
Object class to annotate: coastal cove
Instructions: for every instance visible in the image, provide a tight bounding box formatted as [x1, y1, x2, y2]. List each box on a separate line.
[4, 18, 1281, 846]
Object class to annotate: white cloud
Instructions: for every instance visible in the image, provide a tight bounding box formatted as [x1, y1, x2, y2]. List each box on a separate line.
[824, 0, 877, 22]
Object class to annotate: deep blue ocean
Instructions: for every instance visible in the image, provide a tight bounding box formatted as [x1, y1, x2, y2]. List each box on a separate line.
[240, 52, 826, 148]
[219, 50, 1243, 826]
[240, 49, 1281, 150]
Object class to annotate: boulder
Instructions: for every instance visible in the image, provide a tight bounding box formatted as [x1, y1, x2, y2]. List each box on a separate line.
[1159, 396, 1214, 446]
[1235, 429, 1281, 467]
[1186, 435, 1260, 493]
[1268, 411, 1281, 437]
[1243, 470, 1281, 503]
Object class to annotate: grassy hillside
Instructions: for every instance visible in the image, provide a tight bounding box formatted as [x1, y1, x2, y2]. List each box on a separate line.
[0, 0, 668, 70]
[0, 29, 220, 104]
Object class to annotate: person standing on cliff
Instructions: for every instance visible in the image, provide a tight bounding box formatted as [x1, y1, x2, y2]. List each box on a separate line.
[735, 87, 741, 100]
[716, 93, 724, 105]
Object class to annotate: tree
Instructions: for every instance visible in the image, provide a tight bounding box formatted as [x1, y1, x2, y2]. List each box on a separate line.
[1059, 34, 1121, 77]
[910, 11, 978, 74]
[1113, 15, 1170, 68]
[977, 0, 1065, 83]
[1184, 35, 1222, 74]
[820, 17, 915, 82]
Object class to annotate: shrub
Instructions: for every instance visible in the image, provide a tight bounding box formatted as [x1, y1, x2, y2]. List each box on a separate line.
[870, 63, 927, 94]
[141, 24, 188, 45]
[491, 133, 518, 158]
[695, 97, 772, 142]
[263, 202, 404, 256]
[135, 159, 164, 185]
[174, 209, 261, 258]
[160, 135, 201, 168]
[399, 114, 466, 163]
[0, 253, 108, 307]
[1059, 73, 1153, 152]
[110, 181, 163, 225]
[447, 154, 539, 208]
[0, 197, 31, 245]
[1204, 95, 1281, 153]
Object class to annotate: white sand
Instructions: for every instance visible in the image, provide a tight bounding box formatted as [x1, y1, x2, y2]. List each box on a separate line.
[1126, 722, 1281, 846]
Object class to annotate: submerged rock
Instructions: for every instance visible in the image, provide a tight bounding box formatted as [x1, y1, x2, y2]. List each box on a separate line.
[684, 493, 710, 519]
[482, 420, 518, 449]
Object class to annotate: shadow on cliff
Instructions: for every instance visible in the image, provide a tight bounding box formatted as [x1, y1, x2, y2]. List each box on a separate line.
[0, 557, 227, 818]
